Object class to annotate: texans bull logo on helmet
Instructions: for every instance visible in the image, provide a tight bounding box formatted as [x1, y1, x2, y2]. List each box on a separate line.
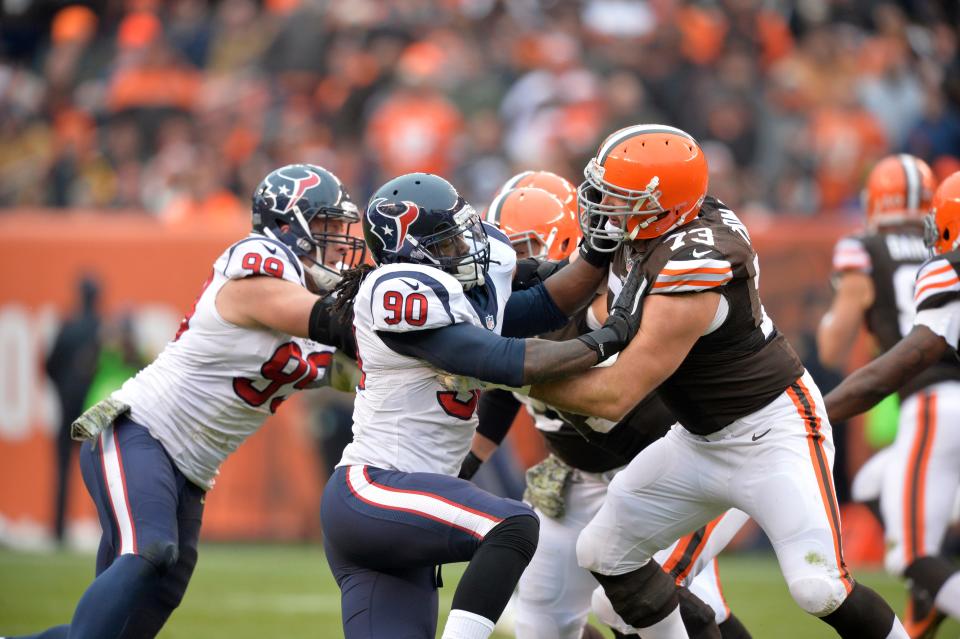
[367, 199, 421, 254]
[256, 167, 326, 221]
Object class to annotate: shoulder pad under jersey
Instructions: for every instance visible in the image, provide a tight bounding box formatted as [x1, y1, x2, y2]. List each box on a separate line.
[365, 263, 476, 332]
[648, 241, 734, 295]
[221, 236, 304, 286]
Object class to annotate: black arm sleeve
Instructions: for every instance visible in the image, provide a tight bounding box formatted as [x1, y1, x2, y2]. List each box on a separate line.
[377, 323, 526, 387]
[501, 283, 569, 338]
[308, 296, 357, 359]
[476, 388, 523, 445]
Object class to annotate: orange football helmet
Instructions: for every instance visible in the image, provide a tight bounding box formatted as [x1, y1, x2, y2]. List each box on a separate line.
[498, 170, 578, 220]
[486, 187, 580, 260]
[924, 171, 960, 255]
[863, 154, 936, 227]
[580, 124, 708, 249]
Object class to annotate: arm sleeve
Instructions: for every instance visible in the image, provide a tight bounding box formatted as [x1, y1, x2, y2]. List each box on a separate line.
[377, 323, 526, 387]
[308, 296, 357, 359]
[501, 283, 569, 338]
[476, 388, 523, 445]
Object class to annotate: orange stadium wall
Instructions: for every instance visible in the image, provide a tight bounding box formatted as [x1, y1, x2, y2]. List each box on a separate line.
[0, 211, 864, 544]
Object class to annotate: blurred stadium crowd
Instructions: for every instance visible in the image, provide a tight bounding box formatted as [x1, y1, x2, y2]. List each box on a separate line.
[1, 0, 960, 222]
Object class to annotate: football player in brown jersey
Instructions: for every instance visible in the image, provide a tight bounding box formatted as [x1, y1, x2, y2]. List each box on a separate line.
[526, 125, 906, 639]
[818, 156, 960, 638]
[826, 171, 960, 636]
[472, 177, 752, 639]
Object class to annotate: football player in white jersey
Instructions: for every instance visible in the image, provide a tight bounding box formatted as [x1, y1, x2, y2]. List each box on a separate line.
[319, 172, 643, 639]
[524, 125, 906, 639]
[11, 164, 365, 639]
[826, 170, 960, 637]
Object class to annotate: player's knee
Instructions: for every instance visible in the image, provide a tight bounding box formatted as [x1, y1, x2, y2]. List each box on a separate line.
[785, 575, 847, 616]
[139, 540, 179, 572]
[575, 523, 606, 572]
[590, 561, 679, 629]
[484, 513, 539, 563]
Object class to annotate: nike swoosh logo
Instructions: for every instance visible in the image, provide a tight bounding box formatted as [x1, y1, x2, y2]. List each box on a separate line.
[399, 278, 420, 290]
[264, 245, 278, 255]
[691, 249, 711, 258]
[751, 428, 771, 441]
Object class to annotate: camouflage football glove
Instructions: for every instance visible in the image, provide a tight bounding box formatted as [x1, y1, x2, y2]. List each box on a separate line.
[70, 397, 130, 441]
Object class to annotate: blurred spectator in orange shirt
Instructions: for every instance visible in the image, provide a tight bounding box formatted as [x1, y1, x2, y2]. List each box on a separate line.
[365, 41, 463, 180]
[160, 147, 245, 227]
[107, 12, 202, 114]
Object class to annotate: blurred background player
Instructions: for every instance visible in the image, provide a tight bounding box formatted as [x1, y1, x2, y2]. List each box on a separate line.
[817, 155, 960, 637]
[320, 172, 644, 639]
[11, 164, 364, 639]
[44, 275, 102, 547]
[471, 176, 752, 639]
[826, 170, 960, 638]
[529, 124, 906, 639]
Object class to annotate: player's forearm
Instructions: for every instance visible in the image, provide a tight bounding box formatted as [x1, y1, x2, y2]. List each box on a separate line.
[521, 338, 600, 384]
[816, 312, 859, 370]
[542, 257, 606, 315]
[530, 366, 635, 422]
[825, 329, 947, 421]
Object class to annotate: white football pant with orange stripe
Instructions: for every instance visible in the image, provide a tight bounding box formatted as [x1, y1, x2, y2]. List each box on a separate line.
[880, 381, 960, 577]
[514, 467, 746, 639]
[577, 371, 856, 620]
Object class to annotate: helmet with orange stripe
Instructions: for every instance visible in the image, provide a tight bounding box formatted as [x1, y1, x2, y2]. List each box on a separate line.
[485, 187, 580, 260]
[863, 154, 936, 228]
[497, 170, 578, 220]
[580, 124, 709, 250]
[924, 171, 960, 255]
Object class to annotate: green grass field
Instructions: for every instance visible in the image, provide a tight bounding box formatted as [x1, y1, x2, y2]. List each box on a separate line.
[1, 545, 957, 638]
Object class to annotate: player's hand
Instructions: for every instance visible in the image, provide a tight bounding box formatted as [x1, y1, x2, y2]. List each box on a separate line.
[435, 372, 531, 396]
[578, 215, 619, 269]
[576, 265, 646, 362]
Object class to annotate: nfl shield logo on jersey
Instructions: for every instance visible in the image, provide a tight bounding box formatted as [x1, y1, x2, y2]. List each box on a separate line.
[485, 314, 495, 330]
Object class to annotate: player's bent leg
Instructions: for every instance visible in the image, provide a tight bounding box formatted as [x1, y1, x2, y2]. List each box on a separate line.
[321, 465, 538, 639]
[445, 514, 539, 638]
[577, 434, 724, 639]
[516, 472, 611, 639]
[118, 479, 205, 639]
[24, 418, 187, 639]
[748, 377, 904, 637]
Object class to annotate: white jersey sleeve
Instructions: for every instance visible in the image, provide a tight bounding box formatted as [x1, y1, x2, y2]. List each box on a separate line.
[365, 265, 477, 332]
[220, 237, 305, 286]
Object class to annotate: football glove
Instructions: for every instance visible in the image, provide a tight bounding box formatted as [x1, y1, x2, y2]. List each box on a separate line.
[576, 263, 647, 363]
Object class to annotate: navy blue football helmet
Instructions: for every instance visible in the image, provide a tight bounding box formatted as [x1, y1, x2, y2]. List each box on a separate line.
[364, 173, 489, 289]
[252, 164, 365, 291]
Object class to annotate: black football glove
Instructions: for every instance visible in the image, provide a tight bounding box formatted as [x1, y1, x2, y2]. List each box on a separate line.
[575, 263, 647, 363]
[578, 213, 620, 269]
[458, 451, 483, 480]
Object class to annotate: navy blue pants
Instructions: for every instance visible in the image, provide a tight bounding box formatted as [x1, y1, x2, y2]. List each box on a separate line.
[80, 416, 205, 633]
[321, 464, 534, 638]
